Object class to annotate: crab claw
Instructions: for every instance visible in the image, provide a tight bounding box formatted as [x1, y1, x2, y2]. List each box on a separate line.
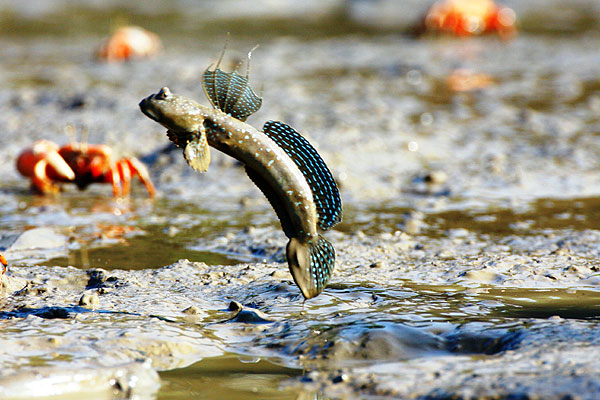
[34, 140, 76, 181]
[16, 140, 76, 194]
[17, 140, 75, 181]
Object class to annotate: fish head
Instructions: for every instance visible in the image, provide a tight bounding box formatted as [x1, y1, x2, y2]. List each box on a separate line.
[139, 87, 203, 133]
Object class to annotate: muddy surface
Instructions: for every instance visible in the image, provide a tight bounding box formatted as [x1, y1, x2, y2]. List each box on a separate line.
[1, 0, 600, 399]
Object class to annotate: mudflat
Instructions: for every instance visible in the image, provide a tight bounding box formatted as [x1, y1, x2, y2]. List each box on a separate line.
[1, 1, 600, 399]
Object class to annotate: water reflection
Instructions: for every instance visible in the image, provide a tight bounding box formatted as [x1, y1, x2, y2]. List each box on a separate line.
[338, 196, 600, 236]
[158, 356, 310, 400]
[43, 226, 242, 270]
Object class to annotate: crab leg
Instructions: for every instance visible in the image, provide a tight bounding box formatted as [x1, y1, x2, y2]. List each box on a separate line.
[117, 161, 132, 197]
[125, 158, 156, 197]
[109, 167, 121, 198]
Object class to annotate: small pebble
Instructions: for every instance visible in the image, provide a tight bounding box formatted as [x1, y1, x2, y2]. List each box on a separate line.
[424, 170, 448, 185]
[8, 227, 66, 251]
[79, 293, 100, 308]
[436, 249, 455, 259]
[47, 337, 60, 345]
[182, 305, 201, 315]
[231, 308, 273, 324]
[228, 300, 243, 311]
[165, 226, 179, 237]
[370, 261, 386, 269]
[270, 269, 289, 279]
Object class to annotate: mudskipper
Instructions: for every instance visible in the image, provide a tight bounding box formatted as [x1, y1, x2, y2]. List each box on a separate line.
[139, 48, 342, 299]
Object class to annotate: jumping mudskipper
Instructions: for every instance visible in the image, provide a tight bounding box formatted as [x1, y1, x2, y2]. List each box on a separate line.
[140, 48, 342, 299]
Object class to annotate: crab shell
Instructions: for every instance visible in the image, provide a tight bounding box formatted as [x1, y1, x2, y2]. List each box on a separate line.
[424, 0, 517, 37]
[96, 26, 162, 62]
[16, 140, 156, 198]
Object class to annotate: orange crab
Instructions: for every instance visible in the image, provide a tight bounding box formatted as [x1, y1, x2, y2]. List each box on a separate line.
[96, 25, 162, 62]
[423, 0, 517, 37]
[16, 139, 156, 198]
[0, 252, 6, 275]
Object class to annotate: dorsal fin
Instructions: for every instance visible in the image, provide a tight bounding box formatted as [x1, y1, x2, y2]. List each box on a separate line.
[262, 121, 342, 230]
[202, 67, 231, 112]
[202, 48, 262, 121]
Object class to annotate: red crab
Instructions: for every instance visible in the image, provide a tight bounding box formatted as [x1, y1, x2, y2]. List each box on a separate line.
[16, 140, 156, 198]
[423, 0, 517, 37]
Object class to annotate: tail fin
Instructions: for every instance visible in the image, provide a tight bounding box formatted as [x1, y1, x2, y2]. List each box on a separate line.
[286, 235, 336, 299]
[202, 47, 262, 121]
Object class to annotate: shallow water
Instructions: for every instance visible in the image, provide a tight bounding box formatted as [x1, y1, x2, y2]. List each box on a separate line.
[6, 193, 599, 270]
[2, 0, 600, 399]
[2, 189, 600, 398]
[158, 356, 304, 400]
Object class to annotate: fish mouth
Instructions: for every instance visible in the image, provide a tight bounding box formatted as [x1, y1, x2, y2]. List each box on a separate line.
[139, 97, 159, 122]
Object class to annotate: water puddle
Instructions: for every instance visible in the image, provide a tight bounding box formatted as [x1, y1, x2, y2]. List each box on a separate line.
[488, 288, 600, 320]
[157, 284, 579, 399]
[0, 191, 274, 269]
[3, 193, 600, 271]
[339, 196, 600, 237]
[393, 284, 600, 321]
[158, 355, 307, 400]
[43, 224, 241, 270]
[430, 197, 600, 235]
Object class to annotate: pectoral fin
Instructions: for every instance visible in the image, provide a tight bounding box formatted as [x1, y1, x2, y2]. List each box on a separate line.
[183, 129, 211, 173]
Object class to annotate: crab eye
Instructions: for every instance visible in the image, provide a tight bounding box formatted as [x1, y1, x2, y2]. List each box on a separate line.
[156, 87, 171, 100]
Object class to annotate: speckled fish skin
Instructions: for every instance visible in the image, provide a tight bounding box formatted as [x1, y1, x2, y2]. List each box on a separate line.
[140, 87, 318, 237]
[139, 62, 341, 299]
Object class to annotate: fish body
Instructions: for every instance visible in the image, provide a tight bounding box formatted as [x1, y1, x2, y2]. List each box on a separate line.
[140, 58, 341, 299]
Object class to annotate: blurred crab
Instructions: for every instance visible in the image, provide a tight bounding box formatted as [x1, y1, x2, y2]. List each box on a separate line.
[96, 25, 162, 62]
[0, 252, 6, 275]
[423, 0, 517, 37]
[16, 139, 156, 198]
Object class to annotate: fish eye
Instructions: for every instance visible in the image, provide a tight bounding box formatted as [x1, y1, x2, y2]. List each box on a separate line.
[156, 87, 171, 100]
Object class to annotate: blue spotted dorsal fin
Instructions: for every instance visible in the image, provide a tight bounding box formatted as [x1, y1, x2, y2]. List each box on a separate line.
[262, 121, 342, 230]
[202, 68, 262, 122]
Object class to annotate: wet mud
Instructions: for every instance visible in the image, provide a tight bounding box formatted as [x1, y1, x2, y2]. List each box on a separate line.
[1, 0, 600, 399]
